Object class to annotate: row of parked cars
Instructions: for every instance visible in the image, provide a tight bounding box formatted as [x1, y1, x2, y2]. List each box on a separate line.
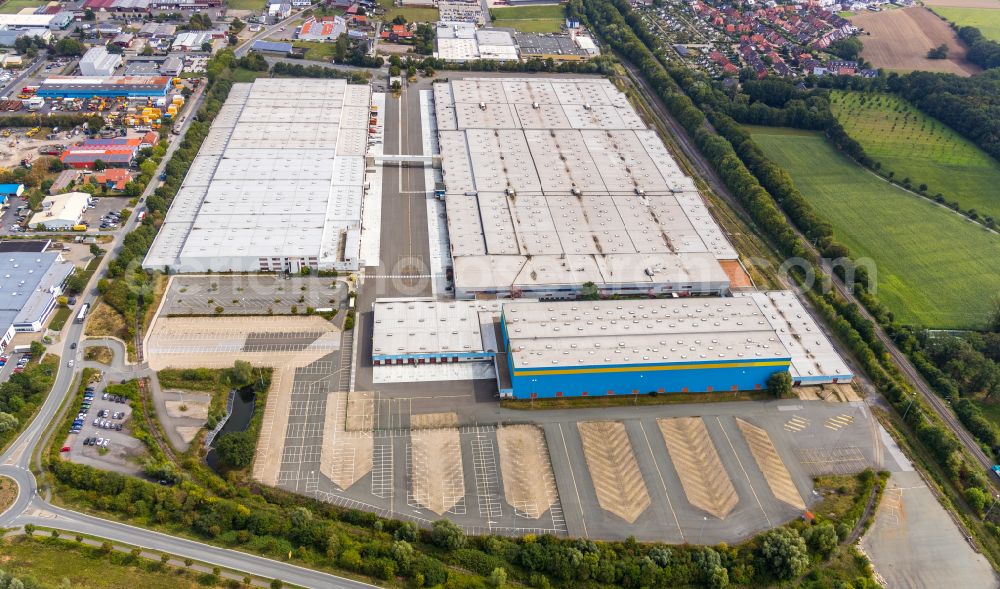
[0, 353, 31, 373]
[68, 385, 99, 436]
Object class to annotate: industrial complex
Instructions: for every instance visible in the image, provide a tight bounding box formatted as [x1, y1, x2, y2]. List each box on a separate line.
[371, 294, 851, 399]
[142, 78, 371, 273]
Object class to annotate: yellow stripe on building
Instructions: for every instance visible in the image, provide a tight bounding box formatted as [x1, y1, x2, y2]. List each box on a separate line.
[512, 360, 791, 377]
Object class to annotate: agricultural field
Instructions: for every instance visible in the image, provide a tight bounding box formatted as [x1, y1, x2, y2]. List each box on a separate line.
[0, 0, 45, 14]
[849, 7, 980, 75]
[830, 91, 1000, 222]
[749, 126, 1000, 329]
[491, 4, 565, 32]
[930, 4, 1000, 42]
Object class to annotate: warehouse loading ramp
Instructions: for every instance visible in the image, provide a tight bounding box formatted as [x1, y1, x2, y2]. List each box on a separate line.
[492, 320, 513, 396]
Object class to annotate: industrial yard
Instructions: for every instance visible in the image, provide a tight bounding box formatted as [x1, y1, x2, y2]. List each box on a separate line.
[139, 72, 883, 543]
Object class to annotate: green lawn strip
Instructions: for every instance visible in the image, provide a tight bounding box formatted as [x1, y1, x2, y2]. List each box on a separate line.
[830, 90, 1000, 222]
[48, 306, 72, 332]
[931, 6, 1000, 42]
[748, 126, 1000, 330]
[232, 67, 270, 82]
[0, 0, 45, 14]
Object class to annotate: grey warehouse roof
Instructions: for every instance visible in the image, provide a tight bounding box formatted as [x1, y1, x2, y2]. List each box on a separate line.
[502, 297, 791, 370]
[433, 77, 738, 295]
[372, 298, 502, 357]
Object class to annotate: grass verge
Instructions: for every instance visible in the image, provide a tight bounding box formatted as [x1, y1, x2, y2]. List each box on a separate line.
[1, 535, 237, 589]
[748, 126, 1000, 330]
[47, 306, 72, 332]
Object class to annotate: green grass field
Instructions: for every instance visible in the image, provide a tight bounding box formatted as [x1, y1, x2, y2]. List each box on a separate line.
[225, 0, 263, 11]
[377, 0, 438, 23]
[932, 6, 1000, 42]
[749, 126, 1000, 329]
[0, 0, 45, 14]
[830, 91, 1000, 223]
[491, 4, 564, 32]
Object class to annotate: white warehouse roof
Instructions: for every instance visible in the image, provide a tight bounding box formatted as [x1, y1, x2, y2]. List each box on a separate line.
[143, 78, 371, 273]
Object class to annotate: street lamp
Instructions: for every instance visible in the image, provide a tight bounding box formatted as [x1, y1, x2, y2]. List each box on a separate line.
[902, 394, 916, 420]
[986, 494, 1000, 518]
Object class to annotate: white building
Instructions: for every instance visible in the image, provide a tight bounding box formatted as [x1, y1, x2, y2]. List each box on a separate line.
[79, 46, 123, 77]
[30, 192, 90, 230]
[0, 250, 75, 350]
[143, 78, 370, 273]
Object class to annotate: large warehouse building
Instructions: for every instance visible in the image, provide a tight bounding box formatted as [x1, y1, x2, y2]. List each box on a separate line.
[433, 78, 742, 299]
[143, 78, 371, 273]
[371, 294, 852, 398]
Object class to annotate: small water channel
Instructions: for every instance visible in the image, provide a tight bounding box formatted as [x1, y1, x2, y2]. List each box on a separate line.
[205, 385, 256, 471]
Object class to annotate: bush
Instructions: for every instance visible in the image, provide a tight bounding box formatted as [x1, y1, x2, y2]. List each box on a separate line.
[430, 519, 466, 551]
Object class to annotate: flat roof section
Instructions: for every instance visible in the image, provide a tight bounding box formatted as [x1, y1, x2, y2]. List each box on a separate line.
[738, 291, 854, 382]
[372, 298, 503, 358]
[433, 77, 739, 296]
[143, 78, 371, 272]
[501, 297, 791, 370]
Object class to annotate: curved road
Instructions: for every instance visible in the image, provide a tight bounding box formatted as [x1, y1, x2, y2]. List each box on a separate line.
[0, 29, 380, 585]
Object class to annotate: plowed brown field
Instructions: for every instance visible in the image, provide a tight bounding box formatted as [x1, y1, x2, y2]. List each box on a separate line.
[850, 7, 980, 75]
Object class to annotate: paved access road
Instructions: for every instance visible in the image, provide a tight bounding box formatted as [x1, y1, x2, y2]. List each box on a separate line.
[0, 56, 378, 588]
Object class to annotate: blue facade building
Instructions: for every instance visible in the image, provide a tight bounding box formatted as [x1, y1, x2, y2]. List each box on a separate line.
[499, 298, 792, 399]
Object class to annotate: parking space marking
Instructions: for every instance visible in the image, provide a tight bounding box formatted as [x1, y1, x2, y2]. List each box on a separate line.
[784, 415, 810, 432]
[825, 414, 855, 431]
[557, 423, 588, 538]
[371, 444, 393, 499]
[471, 435, 503, 520]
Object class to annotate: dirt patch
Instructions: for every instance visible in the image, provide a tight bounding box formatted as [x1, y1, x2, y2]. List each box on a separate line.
[84, 302, 128, 341]
[164, 398, 209, 420]
[320, 392, 374, 490]
[850, 7, 980, 75]
[0, 476, 17, 515]
[176, 426, 202, 444]
[410, 412, 459, 430]
[796, 383, 863, 403]
[410, 428, 465, 515]
[83, 345, 113, 365]
[496, 424, 559, 518]
[345, 391, 374, 432]
[577, 421, 650, 524]
[736, 418, 806, 510]
[657, 417, 738, 520]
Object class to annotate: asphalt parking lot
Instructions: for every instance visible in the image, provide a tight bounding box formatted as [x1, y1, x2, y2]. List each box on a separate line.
[62, 379, 144, 476]
[161, 275, 349, 316]
[80, 197, 129, 231]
